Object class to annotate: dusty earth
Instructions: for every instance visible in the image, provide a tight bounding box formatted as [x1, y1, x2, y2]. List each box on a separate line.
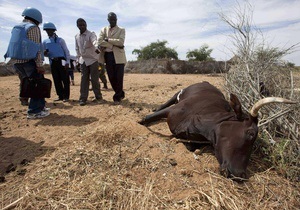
[0, 72, 299, 209]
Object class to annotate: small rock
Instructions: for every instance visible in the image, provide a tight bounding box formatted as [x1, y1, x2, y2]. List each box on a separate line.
[180, 169, 193, 177]
[193, 153, 199, 160]
[17, 169, 27, 176]
[6, 163, 16, 173]
[169, 158, 177, 166]
[194, 149, 202, 155]
[20, 159, 29, 165]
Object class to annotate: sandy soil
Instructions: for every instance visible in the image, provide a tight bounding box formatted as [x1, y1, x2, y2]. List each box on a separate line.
[0, 72, 299, 209]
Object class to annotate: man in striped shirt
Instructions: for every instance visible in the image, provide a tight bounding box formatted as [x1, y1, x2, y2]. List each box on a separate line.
[4, 7, 50, 119]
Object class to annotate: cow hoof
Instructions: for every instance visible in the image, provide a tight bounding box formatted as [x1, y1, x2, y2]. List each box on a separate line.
[138, 118, 147, 125]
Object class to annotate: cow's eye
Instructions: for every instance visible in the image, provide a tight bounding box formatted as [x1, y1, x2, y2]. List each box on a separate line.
[246, 130, 256, 140]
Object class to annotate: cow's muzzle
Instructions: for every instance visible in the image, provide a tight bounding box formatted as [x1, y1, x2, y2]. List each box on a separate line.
[220, 167, 248, 182]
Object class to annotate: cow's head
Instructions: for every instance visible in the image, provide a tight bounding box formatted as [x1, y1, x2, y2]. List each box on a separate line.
[214, 94, 295, 181]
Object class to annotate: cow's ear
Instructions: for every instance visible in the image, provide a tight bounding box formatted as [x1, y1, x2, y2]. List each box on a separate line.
[229, 93, 243, 120]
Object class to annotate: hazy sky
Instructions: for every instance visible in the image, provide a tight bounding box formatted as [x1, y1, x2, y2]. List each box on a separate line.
[1, 0, 300, 65]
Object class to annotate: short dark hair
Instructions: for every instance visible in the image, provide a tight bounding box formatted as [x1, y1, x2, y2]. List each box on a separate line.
[76, 18, 86, 24]
[107, 12, 117, 19]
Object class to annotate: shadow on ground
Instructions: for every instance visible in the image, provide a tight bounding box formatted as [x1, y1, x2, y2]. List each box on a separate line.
[0, 136, 54, 180]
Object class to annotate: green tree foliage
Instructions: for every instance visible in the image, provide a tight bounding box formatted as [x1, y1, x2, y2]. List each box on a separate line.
[252, 46, 297, 69]
[254, 47, 285, 63]
[286, 61, 295, 68]
[132, 40, 178, 60]
[186, 44, 214, 61]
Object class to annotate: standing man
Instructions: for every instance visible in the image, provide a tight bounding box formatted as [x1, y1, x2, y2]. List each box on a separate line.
[75, 18, 103, 106]
[98, 12, 126, 104]
[43, 22, 70, 102]
[4, 7, 50, 119]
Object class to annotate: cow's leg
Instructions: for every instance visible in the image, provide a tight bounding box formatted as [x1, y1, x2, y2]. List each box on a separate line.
[155, 90, 181, 111]
[139, 107, 171, 125]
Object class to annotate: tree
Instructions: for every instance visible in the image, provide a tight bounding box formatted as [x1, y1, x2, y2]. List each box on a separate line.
[186, 44, 214, 61]
[286, 61, 295, 68]
[132, 40, 178, 60]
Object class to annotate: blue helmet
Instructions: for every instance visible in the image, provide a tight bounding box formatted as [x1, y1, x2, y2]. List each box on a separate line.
[43, 22, 57, 30]
[22, 7, 42, 24]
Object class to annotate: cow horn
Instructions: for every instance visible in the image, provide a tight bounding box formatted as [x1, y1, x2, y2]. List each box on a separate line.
[250, 97, 297, 117]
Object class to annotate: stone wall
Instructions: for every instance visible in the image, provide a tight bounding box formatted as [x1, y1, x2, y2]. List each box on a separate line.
[0, 62, 51, 76]
[125, 59, 230, 74]
[1, 59, 230, 76]
[0, 63, 16, 76]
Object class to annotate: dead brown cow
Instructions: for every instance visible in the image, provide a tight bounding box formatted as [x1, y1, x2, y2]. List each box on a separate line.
[139, 82, 295, 180]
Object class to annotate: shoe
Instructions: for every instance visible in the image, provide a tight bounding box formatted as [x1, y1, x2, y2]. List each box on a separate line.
[54, 98, 63, 101]
[27, 110, 50, 119]
[43, 107, 51, 111]
[79, 100, 86, 106]
[113, 100, 121, 105]
[121, 92, 125, 100]
[92, 98, 104, 103]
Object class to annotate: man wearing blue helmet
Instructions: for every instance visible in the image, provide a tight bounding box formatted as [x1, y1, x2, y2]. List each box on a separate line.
[4, 7, 50, 119]
[43, 22, 71, 102]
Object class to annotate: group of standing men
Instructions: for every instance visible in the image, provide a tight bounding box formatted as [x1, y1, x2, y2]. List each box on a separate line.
[4, 7, 127, 119]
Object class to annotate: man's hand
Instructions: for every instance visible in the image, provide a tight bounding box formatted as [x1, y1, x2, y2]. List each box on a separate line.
[64, 63, 69, 69]
[44, 49, 49, 56]
[37, 66, 45, 74]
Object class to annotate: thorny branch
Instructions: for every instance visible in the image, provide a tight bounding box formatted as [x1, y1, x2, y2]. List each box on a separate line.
[220, 1, 299, 142]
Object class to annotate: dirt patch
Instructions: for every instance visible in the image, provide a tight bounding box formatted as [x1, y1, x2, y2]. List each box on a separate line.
[0, 73, 299, 209]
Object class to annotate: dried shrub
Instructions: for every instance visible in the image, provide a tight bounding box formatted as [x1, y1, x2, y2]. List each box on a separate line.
[220, 1, 299, 181]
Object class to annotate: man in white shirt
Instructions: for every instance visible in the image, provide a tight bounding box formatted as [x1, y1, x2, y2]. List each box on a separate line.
[75, 18, 102, 106]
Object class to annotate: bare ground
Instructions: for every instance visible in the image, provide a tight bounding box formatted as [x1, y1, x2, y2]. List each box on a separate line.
[0, 72, 299, 209]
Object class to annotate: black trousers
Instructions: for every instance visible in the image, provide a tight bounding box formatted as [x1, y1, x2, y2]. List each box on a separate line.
[17, 71, 28, 103]
[50, 58, 70, 99]
[104, 52, 125, 102]
[98, 63, 107, 85]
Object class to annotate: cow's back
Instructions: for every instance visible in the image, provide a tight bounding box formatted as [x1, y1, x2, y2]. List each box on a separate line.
[167, 82, 234, 142]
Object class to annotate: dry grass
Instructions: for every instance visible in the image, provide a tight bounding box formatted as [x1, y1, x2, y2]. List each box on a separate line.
[8, 126, 299, 210]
